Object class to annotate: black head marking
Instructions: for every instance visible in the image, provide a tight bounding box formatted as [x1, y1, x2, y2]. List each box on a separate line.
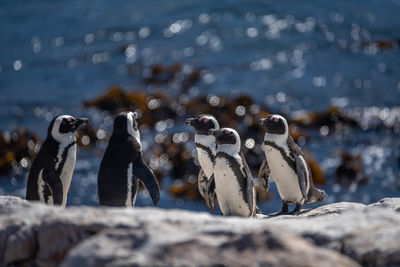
[260, 114, 286, 135]
[48, 117, 57, 136]
[185, 114, 219, 135]
[113, 112, 129, 136]
[112, 111, 140, 137]
[212, 128, 237, 145]
[49, 115, 89, 136]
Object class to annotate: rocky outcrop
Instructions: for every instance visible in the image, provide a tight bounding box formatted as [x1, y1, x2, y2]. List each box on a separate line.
[265, 200, 400, 266]
[1, 196, 400, 267]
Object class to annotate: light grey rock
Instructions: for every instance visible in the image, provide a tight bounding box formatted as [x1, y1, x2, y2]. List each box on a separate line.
[62, 226, 356, 267]
[0, 196, 357, 267]
[265, 202, 400, 266]
[369, 198, 400, 212]
[0, 194, 29, 207]
[1, 196, 400, 267]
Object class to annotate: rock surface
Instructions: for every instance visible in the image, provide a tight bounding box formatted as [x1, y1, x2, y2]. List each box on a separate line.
[1, 196, 400, 266]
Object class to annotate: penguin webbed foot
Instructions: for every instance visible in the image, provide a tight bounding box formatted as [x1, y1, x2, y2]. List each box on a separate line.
[255, 205, 263, 214]
[289, 203, 302, 215]
[269, 201, 289, 216]
[281, 201, 289, 213]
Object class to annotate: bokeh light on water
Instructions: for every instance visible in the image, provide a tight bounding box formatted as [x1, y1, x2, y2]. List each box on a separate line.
[0, 0, 399, 212]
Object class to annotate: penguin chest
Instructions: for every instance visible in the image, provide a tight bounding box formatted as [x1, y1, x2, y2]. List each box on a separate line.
[57, 143, 77, 207]
[125, 163, 137, 207]
[37, 169, 53, 204]
[197, 148, 214, 179]
[214, 158, 250, 216]
[265, 146, 302, 203]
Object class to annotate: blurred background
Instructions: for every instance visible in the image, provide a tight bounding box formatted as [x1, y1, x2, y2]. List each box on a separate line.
[0, 0, 399, 214]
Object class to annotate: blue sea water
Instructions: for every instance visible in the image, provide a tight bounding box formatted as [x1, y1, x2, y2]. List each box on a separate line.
[0, 0, 399, 213]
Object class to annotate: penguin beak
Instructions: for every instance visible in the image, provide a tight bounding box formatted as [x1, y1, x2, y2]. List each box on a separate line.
[259, 115, 275, 126]
[258, 118, 266, 125]
[208, 129, 220, 136]
[184, 118, 196, 126]
[258, 118, 270, 126]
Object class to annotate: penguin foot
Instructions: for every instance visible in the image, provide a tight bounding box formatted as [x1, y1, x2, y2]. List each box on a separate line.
[281, 201, 289, 213]
[289, 203, 302, 215]
[269, 211, 289, 216]
[255, 205, 263, 214]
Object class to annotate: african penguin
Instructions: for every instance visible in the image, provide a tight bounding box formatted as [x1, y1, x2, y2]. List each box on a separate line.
[211, 128, 256, 217]
[26, 115, 89, 207]
[185, 114, 219, 210]
[258, 114, 327, 215]
[98, 111, 160, 207]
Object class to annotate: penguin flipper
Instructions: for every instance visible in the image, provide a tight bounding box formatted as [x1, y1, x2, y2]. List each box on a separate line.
[197, 169, 215, 210]
[197, 168, 208, 199]
[204, 175, 216, 210]
[132, 156, 160, 206]
[42, 168, 63, 205]
[240, 152, 256, 216]
[257, 159, 270, 192]
[295, 155, 308, 202]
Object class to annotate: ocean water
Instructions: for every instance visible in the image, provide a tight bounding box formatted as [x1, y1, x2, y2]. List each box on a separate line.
[0, 0, 399, 213]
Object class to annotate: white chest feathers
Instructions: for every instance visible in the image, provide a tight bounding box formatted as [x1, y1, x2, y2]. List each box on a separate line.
[264, 145, 303, 203]
[36, 140, 77, 207]
[214, 157, 251, 216]
[125, 163, 137, 207]
[196, 147, 214, 179]
[195, 134, 216, 179]
[57, 143, 76, 207]
[58, 141, 77, 207]
[37, 169, 52, 204]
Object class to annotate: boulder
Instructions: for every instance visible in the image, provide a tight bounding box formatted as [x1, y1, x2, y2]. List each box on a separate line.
[1, 196, 400, 266]
[264, 200, 400, 266]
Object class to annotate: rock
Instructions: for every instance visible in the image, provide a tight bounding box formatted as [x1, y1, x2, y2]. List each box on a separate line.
[0, 127, 41, 176]
[63, 226, 354, 267]
[290, 106, 359, 130]
[2, 196, 400, 266]
[0, 196, 356, 267]
[335, 152, 369, 187]
[368, 198, 400, 212]
[0, 195, 29, 206]
[265, 201, 400, 266]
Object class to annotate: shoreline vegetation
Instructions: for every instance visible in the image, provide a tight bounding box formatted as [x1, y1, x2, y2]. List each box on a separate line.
[1, 73, 398, 204]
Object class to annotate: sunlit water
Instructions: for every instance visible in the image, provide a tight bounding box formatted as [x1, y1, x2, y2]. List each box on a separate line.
[0, 0, 399, 213]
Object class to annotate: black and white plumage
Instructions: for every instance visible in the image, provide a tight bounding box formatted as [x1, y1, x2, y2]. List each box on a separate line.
[258, 114, 327, 214]
[211, 128, 256, 217]
[26, 115, 89, 207]
[185, 114, 219, 210]
[98, 111, 160, 207]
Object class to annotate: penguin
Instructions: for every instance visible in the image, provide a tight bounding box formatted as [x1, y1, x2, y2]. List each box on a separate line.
[26, 115, 89, 207]
[258, 114, 328, 215]
[184, 114, 219, 210]
[98, 111, 160, 207]
[210, 128, 256, 217]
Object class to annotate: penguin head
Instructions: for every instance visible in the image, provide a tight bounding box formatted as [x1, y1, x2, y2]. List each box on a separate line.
[259, 114, 288, 136]
[185, 114, 219, 135]
[49, 115, 89, 143]
[210, 128, 241, 154]
[112, 111, 140, 139]
[310, 188, 328, 203]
